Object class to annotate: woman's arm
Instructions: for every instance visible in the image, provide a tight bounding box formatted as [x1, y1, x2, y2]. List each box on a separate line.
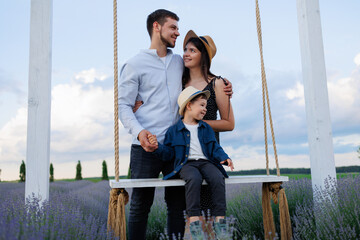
[203, 77, 235, 132]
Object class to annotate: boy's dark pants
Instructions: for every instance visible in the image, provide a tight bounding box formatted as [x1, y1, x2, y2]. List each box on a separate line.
[180, 159, 226, 217]
[128, 145, 186, 240]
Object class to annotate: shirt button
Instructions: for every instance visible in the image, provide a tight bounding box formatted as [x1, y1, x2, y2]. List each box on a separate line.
[181, 163, 184, 165]
[185, 155, 188, 157]
[187, 134, 189, 137]
[174, 171, 177, 173]
[187, 144, 189, 147]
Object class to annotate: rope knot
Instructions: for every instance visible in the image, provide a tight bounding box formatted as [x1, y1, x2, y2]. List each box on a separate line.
[269, 182, 283, 204]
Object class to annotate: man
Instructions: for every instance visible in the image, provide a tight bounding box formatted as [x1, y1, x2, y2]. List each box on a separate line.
[118, 9, 184, 240]
[118, 9, 232, 239]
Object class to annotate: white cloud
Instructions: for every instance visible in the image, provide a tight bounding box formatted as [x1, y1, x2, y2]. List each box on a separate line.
[224, 144, 359, 173]
[354, 53, 360, 66]
[334, 152, 359, 167]
[74, 68, 108, 84]
[285, 81, 305, 106]
[223, 144, 311, 171]
[328, 66, 360, 127]
[333, 134, 360, 148]
[0, 107, 27, 164]
[0, 68, 133, 181]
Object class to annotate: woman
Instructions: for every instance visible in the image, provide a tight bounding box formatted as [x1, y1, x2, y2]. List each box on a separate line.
[182, 30, 235, 218]
[133, 29, 235, 217]
[183, 30, 235, 143]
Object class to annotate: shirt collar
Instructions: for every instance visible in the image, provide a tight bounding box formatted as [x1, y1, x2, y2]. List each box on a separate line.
[141, 48, 173, 58]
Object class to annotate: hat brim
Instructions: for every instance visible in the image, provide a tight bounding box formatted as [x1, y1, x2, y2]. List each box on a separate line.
[178, 90, 211, 116]
[183, 30, 214, 66]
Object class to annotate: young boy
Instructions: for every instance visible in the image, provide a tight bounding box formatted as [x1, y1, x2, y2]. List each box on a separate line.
[149, 86, 234, 239]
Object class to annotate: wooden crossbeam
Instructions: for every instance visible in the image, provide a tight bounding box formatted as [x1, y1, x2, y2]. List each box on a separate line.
[109, 175, 289, 188]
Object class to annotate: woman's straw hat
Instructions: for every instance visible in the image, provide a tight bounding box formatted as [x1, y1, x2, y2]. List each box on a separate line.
[183, 30, 217, 66]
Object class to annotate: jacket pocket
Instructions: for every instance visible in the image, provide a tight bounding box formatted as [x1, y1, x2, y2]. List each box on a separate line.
[170, 138, 186, 147]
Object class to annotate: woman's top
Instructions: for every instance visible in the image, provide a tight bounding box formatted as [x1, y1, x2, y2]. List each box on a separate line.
[202, 76, 227, 144]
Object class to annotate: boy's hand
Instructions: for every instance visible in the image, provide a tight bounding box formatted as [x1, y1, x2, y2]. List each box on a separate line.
[147, 134, 158, 151]
[220, 159, 234, 171]
[147, 134, 158, 146]
[138, 130, 157, 152]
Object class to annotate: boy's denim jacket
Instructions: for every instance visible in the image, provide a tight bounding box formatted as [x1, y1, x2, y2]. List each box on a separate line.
[154, 119, 230, 180]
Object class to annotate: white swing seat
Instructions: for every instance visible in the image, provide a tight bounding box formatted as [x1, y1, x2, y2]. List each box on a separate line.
[109, 175, 288, 188]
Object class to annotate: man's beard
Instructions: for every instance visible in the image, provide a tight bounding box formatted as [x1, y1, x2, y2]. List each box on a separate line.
[160, 30, 175, 48]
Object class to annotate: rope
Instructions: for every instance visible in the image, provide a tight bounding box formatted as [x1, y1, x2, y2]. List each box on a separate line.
[262, 183, 276, 240]
[255, 0, 280, 176]
[262, 182, 292, 240]
[108, 2, 130, 239]
[108, 188, 129, 239]
[113, 0, 119, 182]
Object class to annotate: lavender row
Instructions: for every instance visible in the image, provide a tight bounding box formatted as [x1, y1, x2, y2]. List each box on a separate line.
[1, 176, 360, 239]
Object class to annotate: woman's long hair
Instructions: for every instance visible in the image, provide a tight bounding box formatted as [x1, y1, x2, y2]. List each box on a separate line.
[182, 38, 215, 87]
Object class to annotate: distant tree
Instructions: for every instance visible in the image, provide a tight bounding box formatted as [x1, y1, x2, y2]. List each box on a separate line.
[50, 163, 54, 182]
[127, 166, 131, 179]
[358, 146, 360, 159]
[102, 160, 109, 180]
[75, 160, 82, 180]
[19, 160, 26, 182]
[0, 169, 2, 182]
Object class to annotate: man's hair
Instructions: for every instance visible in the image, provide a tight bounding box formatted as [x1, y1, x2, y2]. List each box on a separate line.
[147, 9, 179, 38]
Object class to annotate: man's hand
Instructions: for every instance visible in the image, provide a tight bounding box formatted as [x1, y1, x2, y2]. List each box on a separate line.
[138, 129, 157, 152]
[220, 159, 234, 171]
[223, 79, 233, 98]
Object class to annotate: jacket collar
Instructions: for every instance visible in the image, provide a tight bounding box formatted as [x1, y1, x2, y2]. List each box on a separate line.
[176, 118, 206, 131]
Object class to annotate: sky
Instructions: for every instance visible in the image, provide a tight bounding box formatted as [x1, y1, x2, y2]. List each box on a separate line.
[0, 0, 359, 181]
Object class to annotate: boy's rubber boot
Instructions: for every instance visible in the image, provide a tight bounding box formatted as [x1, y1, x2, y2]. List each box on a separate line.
[189, 220, 206, 240]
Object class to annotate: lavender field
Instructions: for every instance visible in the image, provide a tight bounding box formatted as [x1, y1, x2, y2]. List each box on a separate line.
[1, 176, 360, 239]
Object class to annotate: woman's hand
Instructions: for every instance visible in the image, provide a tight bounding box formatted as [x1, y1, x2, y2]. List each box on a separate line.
[133, 100, 143, 113]
[220, 159, 234, 171]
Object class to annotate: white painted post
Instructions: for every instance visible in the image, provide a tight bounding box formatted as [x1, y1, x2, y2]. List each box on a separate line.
[25, 0, 53, 204]
[296, 0, 337, 194]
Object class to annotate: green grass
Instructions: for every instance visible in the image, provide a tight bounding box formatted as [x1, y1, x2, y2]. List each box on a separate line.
[55, 175, 129, 183]
[283, 173, 312, 179]
[282, 172, 359, 180]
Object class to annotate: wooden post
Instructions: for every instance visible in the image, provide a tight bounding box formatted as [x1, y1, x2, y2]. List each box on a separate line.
[296, 0, 337, 194]
[25, 0, 53, 204]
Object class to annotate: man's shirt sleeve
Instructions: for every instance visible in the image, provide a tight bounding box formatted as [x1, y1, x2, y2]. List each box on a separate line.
[118, 63, 144, 139]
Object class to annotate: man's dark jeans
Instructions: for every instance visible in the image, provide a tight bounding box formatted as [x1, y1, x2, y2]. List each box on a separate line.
[128, 145, 186, 240]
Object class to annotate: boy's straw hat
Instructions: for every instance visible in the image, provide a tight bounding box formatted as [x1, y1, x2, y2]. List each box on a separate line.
[183, 30, 217, 66]
[178, 86, 210, 116]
